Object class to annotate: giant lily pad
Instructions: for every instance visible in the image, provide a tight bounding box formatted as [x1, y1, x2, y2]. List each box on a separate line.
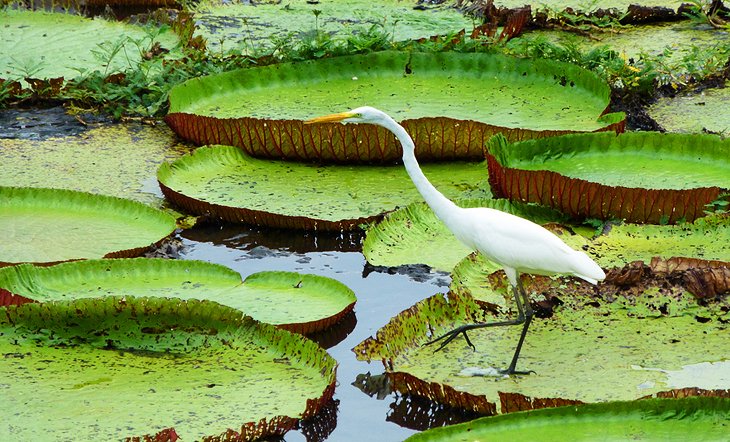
[194, 0, 473, 55]
[487, 132, 730, 224]
[362, 198, 567, 272]
[0, 296, 336, 440]
[354, 280, 730, 414]
[157, 144, 490, 231]
[0, 124, 190, 207]
[165, 51, 624, 163]
[0, 187, 177, 266]
[405, 397, 730, 441]
[0, 258, 356, 333]
[0, 10, 178, 81]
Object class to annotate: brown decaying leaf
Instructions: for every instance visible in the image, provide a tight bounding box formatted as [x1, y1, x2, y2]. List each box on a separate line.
[486, 152, 723, 224]
[606, 257, 730, 300]
[164, 114, 624, 164]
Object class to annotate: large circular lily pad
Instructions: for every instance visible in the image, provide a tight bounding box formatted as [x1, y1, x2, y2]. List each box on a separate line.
[487, 132, 730, 224]
[405, 397, 730, 441]
[0, 258, 356, 334]
[0, 186, 177, 266]
[0, 296, 336, 440]
[165, 51, 624, 163]
[157, 144, 490, 231]
[354, 282, 730, 414]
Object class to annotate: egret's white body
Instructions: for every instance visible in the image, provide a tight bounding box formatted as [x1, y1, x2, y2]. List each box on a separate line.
[306, 106, 605, 374]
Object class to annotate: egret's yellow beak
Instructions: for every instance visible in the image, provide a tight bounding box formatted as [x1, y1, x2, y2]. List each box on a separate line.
[304, 111, 355, 125]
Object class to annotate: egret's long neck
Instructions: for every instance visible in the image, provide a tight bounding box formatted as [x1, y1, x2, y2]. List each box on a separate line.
[386, 119, 461, 223]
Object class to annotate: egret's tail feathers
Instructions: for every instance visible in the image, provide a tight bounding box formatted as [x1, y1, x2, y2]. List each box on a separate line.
[572, 251, 606, 285]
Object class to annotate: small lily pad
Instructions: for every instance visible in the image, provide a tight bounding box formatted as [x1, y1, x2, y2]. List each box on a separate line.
[0, 186, 177, 266]
[648, 82, 730, 135]
[165, 51, 624, 162]
[487, 132, 730, 223]
[405, 397, 730, 441]
[0, 296, 336, 440]
[0, 258, 356, 334]
[157, 145, 490, 231]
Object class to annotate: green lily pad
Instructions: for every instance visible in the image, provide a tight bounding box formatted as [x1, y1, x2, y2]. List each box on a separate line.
[0, 124, 190, 207]
[165, 51, 624, 163]
[649, 82, 730, 135]
[487, 132, 730, 224]
[0, 10, 178, 81]
[0, 258, 356, 333]
[354, 281, 730, 414]
[492, 1, 686, 11]
[405, 397, 730, 441]
[0, 187, 177, 266]
[588, 215, 730, 269]
[522, 21, 730, 71]
[0, 296, 336, 440]
[362, 199, 568, 272]
[194, 0, 473, 55]
[157, 145, 490, 231]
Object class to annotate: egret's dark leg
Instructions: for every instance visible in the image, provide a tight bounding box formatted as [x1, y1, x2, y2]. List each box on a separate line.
[424, 278, 526, 353]
[499, 277, 534, 375]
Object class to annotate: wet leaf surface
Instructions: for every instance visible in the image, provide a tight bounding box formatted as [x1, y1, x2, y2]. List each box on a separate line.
[157, 144, 490, 230]
[165, 51, 623, 162]
[0, 297, 336, 440]
[0, 258, 357, 333]
[0, 187, 176, 265]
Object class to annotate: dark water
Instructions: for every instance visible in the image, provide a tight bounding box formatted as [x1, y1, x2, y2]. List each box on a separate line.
[177, 224, 458, 441]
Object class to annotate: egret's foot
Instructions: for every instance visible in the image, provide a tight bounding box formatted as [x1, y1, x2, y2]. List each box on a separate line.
[423, 326, 476, 352]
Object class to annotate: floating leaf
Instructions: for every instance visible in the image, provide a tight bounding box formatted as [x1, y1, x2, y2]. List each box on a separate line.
[157, 145, 490, 231]
[405, 397, 730, 441]
[354, 280, 730, 414]
[0, 187, 177, 266]
[487, 132, 730, 223]
[194, 0, 473, 54]
[165, 51, 624, 163]
[649, 82, 730, 135]
[0, 258, 356, 333]
[0, 10, 178, 81]
[0, 296, 336, 440]
[588, 215, 730, 269]
[0, 124, 190, 207]
[362, 199, 567, 272]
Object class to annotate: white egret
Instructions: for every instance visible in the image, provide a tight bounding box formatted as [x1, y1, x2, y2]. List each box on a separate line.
[305, 106, 605, 375]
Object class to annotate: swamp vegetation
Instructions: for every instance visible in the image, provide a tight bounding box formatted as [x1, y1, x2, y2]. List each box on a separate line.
[0, 0, 729, 441]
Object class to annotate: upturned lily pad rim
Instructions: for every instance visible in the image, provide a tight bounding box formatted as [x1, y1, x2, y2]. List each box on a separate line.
[0, 258, 357, 334]
[0, 296, 337, 441]
[486, 132, 729, 224]
[404, 397, 730, 441]
[0, 186, 177, 267]
[157, 144, 491, 231]
[165, 50, 625, 163]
